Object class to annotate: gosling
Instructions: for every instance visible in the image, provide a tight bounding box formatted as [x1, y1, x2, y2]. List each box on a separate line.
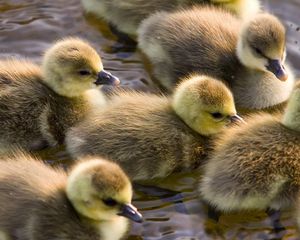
[81, 0, 260, 36]
[199, 84, 300, 212]
[138, 7, 294, 113]
[0, 38, 119, 152]
[66, 75, 243, 181]
[0, 152, 142, 240]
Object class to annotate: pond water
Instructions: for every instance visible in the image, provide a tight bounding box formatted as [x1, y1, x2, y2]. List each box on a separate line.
[0, 0, 300, 239]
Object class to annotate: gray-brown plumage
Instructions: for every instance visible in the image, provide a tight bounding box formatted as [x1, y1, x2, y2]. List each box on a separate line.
[66, 75, 243, 181]
[138, 7, 294, 113]
[0, 152, 142, 240]
[0, 38, 119, 153]
[81, 0, 260, 36]
[199, 84, 300, 212]
[295, 194, 300, 232]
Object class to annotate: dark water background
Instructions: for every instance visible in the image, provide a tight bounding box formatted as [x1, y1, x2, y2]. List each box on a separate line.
[0, 0, 300, 239]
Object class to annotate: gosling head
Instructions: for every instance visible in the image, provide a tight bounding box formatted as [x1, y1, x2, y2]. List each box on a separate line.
[237, 13, 288, 81]
[172, 75, 243, 136]
[42, 37, 120, 98]
[66, 158, 142, 223]
[282, 82, 300, 132]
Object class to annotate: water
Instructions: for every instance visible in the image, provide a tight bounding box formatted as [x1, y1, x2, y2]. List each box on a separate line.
[0, 0, 300, 239]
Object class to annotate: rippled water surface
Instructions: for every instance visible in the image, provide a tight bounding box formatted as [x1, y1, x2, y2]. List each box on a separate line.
[1, 0, 300, 239]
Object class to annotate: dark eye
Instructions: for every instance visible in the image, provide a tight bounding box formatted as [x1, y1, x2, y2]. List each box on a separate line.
[78, 70, 91, 76]
[102, 198, 118, 207]
[211, 112, 224, 119]
[254, 47, 263, 55]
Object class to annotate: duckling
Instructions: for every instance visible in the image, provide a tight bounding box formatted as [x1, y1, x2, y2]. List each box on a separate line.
[66, 75, 243, 181]
[81, 0, 260, 37]
[138, 7, 295, 113]
[0, 152, 142, 240]
[0, 38, 119, 153]
[199, 84, 300, 212]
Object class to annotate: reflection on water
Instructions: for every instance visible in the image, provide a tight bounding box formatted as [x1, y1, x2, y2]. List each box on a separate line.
[0, 0, 300, 239]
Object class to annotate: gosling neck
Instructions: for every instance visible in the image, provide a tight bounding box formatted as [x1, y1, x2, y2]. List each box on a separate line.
[282, 89, 300, 132]
[171, 97, 204, 135]
[230, 66, 294, 110]
[236, 35, 258, 70]
[43, 76, 89, 98]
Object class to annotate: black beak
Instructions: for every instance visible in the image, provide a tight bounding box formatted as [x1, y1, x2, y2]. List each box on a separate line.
[94, 70, 120, 86]
[230, 114, 245, 124]
[266, 59, 288, 81]
[118, 203, 143, 223]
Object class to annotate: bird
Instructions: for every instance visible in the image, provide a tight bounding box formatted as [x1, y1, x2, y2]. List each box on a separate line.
[198, 83, 300, 212]
[0, 37, 120, 153]
[66, 75, 244, 181]
[81, 0, 260, 37]
[0, 151, 142, 240]
[138, 7, 295, 113]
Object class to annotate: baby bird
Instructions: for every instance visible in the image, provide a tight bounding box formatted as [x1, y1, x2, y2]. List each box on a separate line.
[199, 84, 300, 212]
[138, 7, 294, 112]
[0, 38, 119, 153]
[81, 0, 260, 37]
[66, 75, 243, 181]
[0, 152, 142, 240]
